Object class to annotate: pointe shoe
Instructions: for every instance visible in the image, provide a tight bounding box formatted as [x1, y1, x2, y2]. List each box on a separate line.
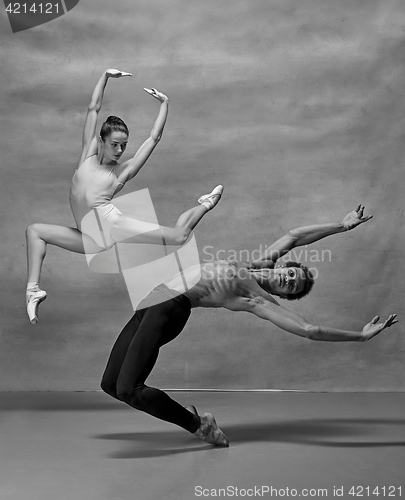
[26, 289, 47, 324]
[194, 412, 229, 447]
[185, 405, 199, 416]
[198, 185, 224, 210]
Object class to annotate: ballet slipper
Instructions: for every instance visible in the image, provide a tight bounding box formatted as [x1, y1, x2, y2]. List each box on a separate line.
[198, 185, 224, 210]
[194, 412, 229, 447]
[26, 289, 47, 324]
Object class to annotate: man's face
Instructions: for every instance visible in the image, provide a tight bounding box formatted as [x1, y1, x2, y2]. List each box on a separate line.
[269, 266, 306, 297]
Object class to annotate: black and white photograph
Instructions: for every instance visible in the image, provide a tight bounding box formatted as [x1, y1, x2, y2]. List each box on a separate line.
[1, 1, 404, 499]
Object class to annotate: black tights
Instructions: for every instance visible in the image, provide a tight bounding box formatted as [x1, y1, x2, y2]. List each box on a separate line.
[101, 287, 201, 433]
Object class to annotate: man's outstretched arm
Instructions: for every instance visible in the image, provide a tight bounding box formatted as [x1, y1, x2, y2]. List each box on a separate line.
[244, 295, 397, 342]
[251, 205, 372, 268]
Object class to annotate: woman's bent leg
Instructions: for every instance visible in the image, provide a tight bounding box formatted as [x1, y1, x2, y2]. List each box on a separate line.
[26, 223, 105, 283]
[25, 223, 105, 323]
[110, 216, 191, 246]
[110, 185, 223, 246]
[174, 205, 208, 231]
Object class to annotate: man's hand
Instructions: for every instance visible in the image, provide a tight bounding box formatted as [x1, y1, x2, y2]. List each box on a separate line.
[342, 205, 373, 231]
[143, 87, 169, 103]
[361, 314, 398, 341]
[106, 69, 132, 78]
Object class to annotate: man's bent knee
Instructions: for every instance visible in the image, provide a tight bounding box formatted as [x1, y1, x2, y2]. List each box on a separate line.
[116, 386, 133, 404]
[116, 384, 144, 408]
[100, 379, 119, 399]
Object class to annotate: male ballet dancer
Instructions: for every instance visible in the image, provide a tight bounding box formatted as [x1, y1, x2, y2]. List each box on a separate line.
[101, 204, 397, 447]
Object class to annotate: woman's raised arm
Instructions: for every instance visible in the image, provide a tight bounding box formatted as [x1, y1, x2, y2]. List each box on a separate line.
[78, 69, 132, 166]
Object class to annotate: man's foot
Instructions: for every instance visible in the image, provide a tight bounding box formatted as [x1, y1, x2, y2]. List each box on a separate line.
[194, 412, 229, 447]
[185, 405, 199, 416]
[198, 185, 224, 211]
[26, 289, 47, 324]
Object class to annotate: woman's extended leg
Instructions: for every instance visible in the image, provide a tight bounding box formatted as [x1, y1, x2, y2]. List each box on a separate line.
[110, 185, 223, 246]
[26, 223, 105, 323]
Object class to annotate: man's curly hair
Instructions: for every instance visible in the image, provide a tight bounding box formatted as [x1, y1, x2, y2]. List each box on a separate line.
[278, 261, 315, 301]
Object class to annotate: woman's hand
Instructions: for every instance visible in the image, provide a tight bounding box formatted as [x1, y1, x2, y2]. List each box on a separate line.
[143, 88, 169, 103]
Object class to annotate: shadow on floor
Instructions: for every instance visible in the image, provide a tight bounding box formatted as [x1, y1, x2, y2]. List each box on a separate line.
[93, 418, 405, 458]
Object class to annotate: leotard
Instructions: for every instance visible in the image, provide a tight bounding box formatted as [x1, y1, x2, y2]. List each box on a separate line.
[69, 156, 124, 248]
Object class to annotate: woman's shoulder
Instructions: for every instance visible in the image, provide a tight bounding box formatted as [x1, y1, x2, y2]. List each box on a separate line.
[77, 154, 99, 170]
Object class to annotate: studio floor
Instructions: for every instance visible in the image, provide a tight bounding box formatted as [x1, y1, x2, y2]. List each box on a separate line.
[1, 391, 404, 500]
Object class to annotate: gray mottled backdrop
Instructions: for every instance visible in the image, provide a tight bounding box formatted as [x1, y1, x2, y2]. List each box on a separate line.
[1, 0, 404, 390]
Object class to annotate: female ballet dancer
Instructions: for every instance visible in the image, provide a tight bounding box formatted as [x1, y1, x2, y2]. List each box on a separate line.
[26, 69, 223, 324]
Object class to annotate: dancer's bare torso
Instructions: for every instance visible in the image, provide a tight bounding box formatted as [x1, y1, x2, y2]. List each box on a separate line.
[164, 260, 276, 311]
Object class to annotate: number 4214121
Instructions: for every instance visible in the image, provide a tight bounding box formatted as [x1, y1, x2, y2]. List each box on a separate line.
[6, 3, 60, 14]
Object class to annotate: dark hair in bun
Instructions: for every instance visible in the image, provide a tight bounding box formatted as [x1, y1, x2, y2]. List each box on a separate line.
[100, 116, 129, 141]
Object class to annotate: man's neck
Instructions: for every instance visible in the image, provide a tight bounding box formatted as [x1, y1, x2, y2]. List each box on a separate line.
[250, 268, 273, 293]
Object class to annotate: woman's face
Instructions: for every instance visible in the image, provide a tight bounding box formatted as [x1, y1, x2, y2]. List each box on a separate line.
[101, 131, 129, 162]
